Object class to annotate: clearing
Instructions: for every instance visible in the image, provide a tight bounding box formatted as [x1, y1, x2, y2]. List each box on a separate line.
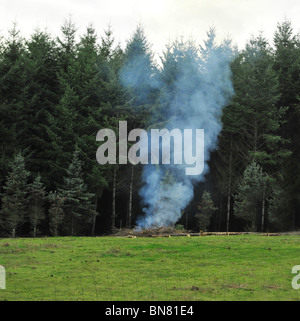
[0, 234, 299, 301]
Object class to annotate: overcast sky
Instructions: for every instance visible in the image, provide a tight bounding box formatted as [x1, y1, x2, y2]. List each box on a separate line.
[1, 0, 300, 59]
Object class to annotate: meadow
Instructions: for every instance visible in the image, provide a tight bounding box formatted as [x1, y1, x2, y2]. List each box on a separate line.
[0, 234, 299, 301]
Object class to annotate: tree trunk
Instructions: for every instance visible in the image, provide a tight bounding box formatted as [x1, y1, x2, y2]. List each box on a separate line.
[128, 165, 134, 228]
[226, 194, 231, 232]
[226, 135, 233, 232]
[112, 167, 116, 229]
[71, 215, 75, 236]
[54, 225, 58, 237]
[261, 185, 266, 232]
[254, 120, 258, 156]
[184, 211, 188, 230]
[292, 199, 296, 231]
[33, 225, 36, 238]
[218, 194, 222, 232]
[91, 195, 98, 236]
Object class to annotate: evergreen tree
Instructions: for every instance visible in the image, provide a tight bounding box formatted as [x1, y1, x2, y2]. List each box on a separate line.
[72, 24, 108, 195]
[207, 36, 240, 232]
[43, 19, 80, 190]
[273, 20, 300, 230]
[97, 26, 145, 231]
[234, 162, 266, 231]
[59, 147, 97, 235]
[48, 191, 65, 237]
[267, 181, 294, 231]
[232, 33, 289, 168]
[0, 153, 29, 237]
[66, 23, 99, 122]
[0, 24, 25, 184]
[0, 18, 299, 235]
[53, 24, 109, 210]
[45, 79, 79, 189]
[120, 24, 159, 107]
[221, 33, 291, 231]
[158, 37, 201, 124]
[195, 190, 217, 232]
[274, 20, 299, 109]
[21, 29, 60, 187]
[57, 16, 77, 73]
[28, 174, 46, 237]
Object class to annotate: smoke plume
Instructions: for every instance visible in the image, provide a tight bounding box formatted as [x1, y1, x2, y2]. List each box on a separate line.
[120, 28, 234, 229]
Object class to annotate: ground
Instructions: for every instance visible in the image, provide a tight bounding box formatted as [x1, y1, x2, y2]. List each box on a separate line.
[0, 234, 299, 301]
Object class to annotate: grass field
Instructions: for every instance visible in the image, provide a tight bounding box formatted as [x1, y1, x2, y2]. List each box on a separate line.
[0, 234, 299, 301]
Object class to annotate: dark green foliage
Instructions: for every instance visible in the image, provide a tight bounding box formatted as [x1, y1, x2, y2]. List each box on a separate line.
[195, 190, 217, 232]
[0, 24, 26, 184]
[234, 162, 266, 231]
[59, 147, 97, 235]
[57, 17, 77, 73]
[273, 20, 300, 230]
[48, 191, 65, 237]
[28, 174, 46, 237]
[213, 31, 293, 232]
[120, 24, 159, 107]
[230, 33, 288, 168]
[0, 153, 29, 237]
[158, 37, 201, 124]
[21, 30, 61, 187]
[0, 19, 299, 236]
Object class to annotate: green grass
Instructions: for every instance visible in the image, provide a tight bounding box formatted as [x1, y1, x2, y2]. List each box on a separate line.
[0, 234, 299, 301]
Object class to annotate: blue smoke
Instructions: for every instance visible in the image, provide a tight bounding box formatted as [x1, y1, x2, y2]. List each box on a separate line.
[120, 29, 234, 229]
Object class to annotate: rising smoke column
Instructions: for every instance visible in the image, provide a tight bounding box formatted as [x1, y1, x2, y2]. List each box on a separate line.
[121, 28, 234, 229]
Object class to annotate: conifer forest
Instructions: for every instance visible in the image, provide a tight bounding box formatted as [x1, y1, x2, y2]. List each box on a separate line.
[0, 18, 299, 237]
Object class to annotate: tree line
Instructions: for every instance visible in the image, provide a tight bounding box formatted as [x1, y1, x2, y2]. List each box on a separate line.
[0, 18, 299, 237]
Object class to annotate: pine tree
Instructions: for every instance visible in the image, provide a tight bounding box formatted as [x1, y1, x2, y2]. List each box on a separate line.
[57, 17, 77, 73]
[28, 174, 46, 237]
[20, 29, 60, 187]
[97, 26, 148, 231]
[159, 37, 201, 124]
[206, 35, 240, 232]
[195, 190, 217, 232]
[267, 182, 294, 231]
[231, 33, 289, 168]
[120, 24, 159, 107]
[273, 19, 300, 230]
[59, 147, 97, 235]
[274, 20, 299, 108]
[66, 23, 99, 122]
[72, 24, 109, 197]
[0, 153, 29, 237]
[48, 191, 65, 237]
[53, 24, 108, 219]
[234, 162, 266, 231]
[0, 23, 26, 184]
[45, 80, 79, 189]
[222, 33, 291, 231]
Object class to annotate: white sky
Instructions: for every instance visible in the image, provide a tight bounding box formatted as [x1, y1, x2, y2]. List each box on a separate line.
[1, 0, 300, 59]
